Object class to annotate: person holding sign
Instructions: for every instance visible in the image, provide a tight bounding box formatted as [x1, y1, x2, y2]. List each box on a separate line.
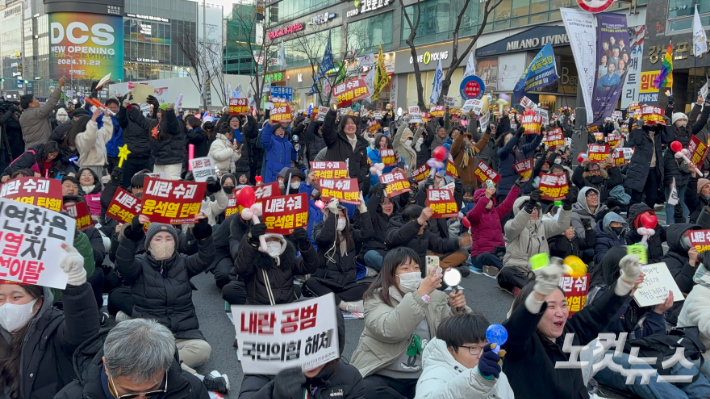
[367, 134, 395, 187]
[625, 122, 667, 210]
[571, 159, 624, 207]
[261, 121, 296, 184]
[450, 124, 491, 190]
[322, 109, 370, 188]
[210, 115, 245, 176]
[0, 244, 99, 399]
[351, 248, 471, 399]
[185, 116, 211, 160]
[115, 94, 154, 189]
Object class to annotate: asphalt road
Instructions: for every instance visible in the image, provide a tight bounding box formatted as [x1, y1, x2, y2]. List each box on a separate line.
[189, 269, 514, 397]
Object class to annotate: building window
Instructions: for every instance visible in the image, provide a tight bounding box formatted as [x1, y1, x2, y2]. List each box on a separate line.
[348, 12, 394, 55]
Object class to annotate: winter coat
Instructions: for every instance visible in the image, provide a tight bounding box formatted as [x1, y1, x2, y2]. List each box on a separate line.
[686, 176, 710, 224]
[304, 121, 326, 163]
[105, 115, 123, 158]
[350, 285, 471, 378]
[2, 143, 76, 179]
[496, 134, 542, 196]
[385, 216, 460, 265]
[547, 229, 596, 259]
[200, 189, 229, 226]
[412, 126, 434, 168]
[3, 285, 99, 399]
[570, 187, 609, 241]
[366, 147, 395, 187]
[358, 189, 398, 258]
[54, 330, 209, 399]
[20, 86, 62, 149]
[82, 181, 103, 216]
[0, 106, 24, 160]
[624, 203, 667, 263]
[502, 281, 629, 399]
[414, 337, 515, 399]
[592, 213, 628, 265]
[466, 186, 520, 257]
[321, 110, 370, 186]
[663, 147, 692, 187]
[450, 130, 490, 189]
[150, 111, 185, 165]
[115, 232, 215, 340]
[49, 121, 76, 160]
[570, 165, 623, 204]
[678, 283, 710, 360]
[502, 196, 571, 270]
[625, 126, 666, 193]
[75, 116, 113, 167]
[186, 127, 210, 158]
[209, 133, 242, 174]
[663, 223, 700, 295]
[261, 123, 296, 183]
[313, 212, 372, 289]
[665, 102, 710, 146]
[233, 234, 318, 305]
[393, 123, 417, 173]
[117, 105, 153, 158]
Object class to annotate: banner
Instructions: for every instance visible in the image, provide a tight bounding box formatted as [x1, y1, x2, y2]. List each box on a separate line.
[141, 178, 207, 224]
[333, 78, 369, 107]
[539, 173, 570, 201]
[49, 13, 124, 80]
[521, 114, 543, 134]
[425, 189, 458, 218]
[380, 149, 397, 167]
[0, 198, 76, 289]
[591, 13, 630, 125]
[318, 178, 360, 205]
[543, 128, 565, 147]
[270, 106, 293, 123]
[606, 131, 623, 148]
[190, 157, 217, 182]
[621, 25, 646, 109]
[411, 164, 429, 182]
[106, 188, 142, 224]
[430, 59, 444, 104]
[587, 144, 611, 163]
[270, 87, 293, 105]
[446, 155, 459, 179]
[227, 182, 282, 217]
[232, 293, 339, 375]
[561, 8, 597, 124]
[229, 98, 249, 115]
[0, 177, 63, 212]
[513, 42, 559, 100]
[63, 201, 94, 232]
[688, 135, 710, 171]
[430, 106, 446, 118]
[310, 161, 348, 179]
[263, 193, 308, 235]
[379, 171, 411, 198]
[513, 159, 533, 180]
[473, 160, 500, 185]
[559, 274, 589, 316]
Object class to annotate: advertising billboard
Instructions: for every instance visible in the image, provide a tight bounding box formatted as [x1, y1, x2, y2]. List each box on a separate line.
[49, 12, 124, 81]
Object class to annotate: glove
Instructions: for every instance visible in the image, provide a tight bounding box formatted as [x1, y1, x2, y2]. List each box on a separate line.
[326, 197, 340, 215]
[529, 189, 542, 204]
[619, 254, 641, 285]
[110, 167, 123, 183]
[290, 227, 310, 251]
[533, 259, 565, 297]
[248, 223, 267, 244]
[89, 81, 98, 99]
[122, 93, 133, 108]
[146, 95, 159, 107]
[478, 344, 503, 379]
[192, 217, 212, 240]
[123, 215, 145, 242]
[668, 95, 675, 107]
[515, 126, 525, 138]
[514, 176, 527, 187]
[206, 176, 221, 193]
[595, 208, 610, 223]
[272, 367, 306, 399]
[562, 190, 575, 211]
[60, 244, 87, 286]
[581, 218, 592, 229]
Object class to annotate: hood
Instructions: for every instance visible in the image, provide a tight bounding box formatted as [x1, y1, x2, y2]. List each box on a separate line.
[284, 167, 306, 182]
[512, 196, 529, 214]
[602, 212, 628, 234]
[574, 187, 601, 215]
[400, 128, 414, 143]
[667, 223, 700, 253]
[422, 337, 462, 371]
[473, 187, 496, 207]
[277, 167, 292, 180]
[627, 203, 654, 230]
[0, 286, 55, 339]
[261, 233, 288, 265]
[591, 246, 627, 287]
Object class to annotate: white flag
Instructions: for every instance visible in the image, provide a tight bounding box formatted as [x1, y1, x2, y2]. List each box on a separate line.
[693, 5, 708, 57]
[429, 59, 444, 105]
[463, 53, 476, 79]
[561, 8, 597, 125]
[279, 40, 287, 68]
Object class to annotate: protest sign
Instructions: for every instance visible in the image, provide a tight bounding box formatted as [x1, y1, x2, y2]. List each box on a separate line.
[310, 161, 348, 179]
[425, 189, 458, 218]
[270, 106, 293, 123]
[263, 193, 308, 235]
[559, 274, 589, 316]
[106, 188, 142, 224]
[473, 160, 500, 185]
[520, 96, 535, 109]
[534, 108, 549, 125]
[411, 164, 429, 183]
[228, 98, 249, 115]
[628, 102, 640, 112]
[633, 263, 685, 307]
[611, 147, 633, 166]
[408, 106, 423, 123]
[269, 87, 293, 105]
[144, 172, 165, 179]
[430, 106, 446, 117]
[543, 128, 565, 148]
[612, 111, 622, 119]
[606, 132, 623, 148]
[367, 122, 382, 134]
[333, 78, 369, 107]
[225, 197, 239, 218]
[190, 157, 217, 182]
[380, 149, 397, 167]
[373, 112, 383, 120]
[63, 201, 94, 232]
[689, 229, 710, 253]
[688, 135, 709, 170]
[513, 159, 533, 180]
[317, 106, 329, 122]
[587, 144, 611, 163]
[141, 178, 207, 224]
[318, 178, 360, 205]
[521, 114, 542, 134]
[640, 105, 666, 125]
[443, 96, 456, 107]
[462, 99, 482, 114]
[379, 171, 411, 198]
[446, 155, 459, 179]
[0, 198, 76, 289]
[232, 293, 339, 375]
[0, 177, 63, 212]
[539, 173, 569, 201]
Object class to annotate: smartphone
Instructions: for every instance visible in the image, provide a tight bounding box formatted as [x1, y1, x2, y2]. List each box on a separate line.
[426, 256, 441, 277]
[486, 179, 495, 189]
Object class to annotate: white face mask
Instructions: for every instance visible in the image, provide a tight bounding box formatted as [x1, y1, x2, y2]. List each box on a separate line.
[150, 241, 175, 260]
[290, 182, 301, 190]
[266, 241, 282, 257]
[438, 180, 446, 188]
[397, 271, 422, 293]
[337, 218, 347, 231]
[57, 114, 68, 123]
[0, 299, 38, 333]
[417, 138, 424, 145]
[405, 140, 413, 147]
[278, 180, 285, 189]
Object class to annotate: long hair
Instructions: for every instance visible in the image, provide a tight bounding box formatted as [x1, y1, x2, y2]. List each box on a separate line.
[40, 141, 60, 161]
[363, 247, 420, 307]
[336, 210, 354, 249]
[63, 115, 91, 150]
[373, 133, 392, 150]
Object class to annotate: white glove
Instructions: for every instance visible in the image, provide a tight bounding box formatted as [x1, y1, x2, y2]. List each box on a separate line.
[122, 93, 133, 107]
[533, 260, 565, 297]
[59, 244, 87, 286]
[357, 192, 367, 214]
[326, 197, 340, 215]
[619, 254, 641, 285]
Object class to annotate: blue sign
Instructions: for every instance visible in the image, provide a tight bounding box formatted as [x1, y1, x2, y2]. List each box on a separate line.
[460, 75, 485, 100]
[513, 42, 559, 100]
[270, 87, 293, 104]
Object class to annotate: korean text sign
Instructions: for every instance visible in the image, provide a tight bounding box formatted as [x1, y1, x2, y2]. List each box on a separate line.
[0, 177, 63, 212]
[141, 178, 206, 224]
[0, 198, 76, 289]
[446, 155, 459, 179]
[263, 193, 308, 234]
[380, 149, 397, 167]
[190, 157, 217, 182]
[227, 183, 280, 217]
[332, 78, 370, 107]
[430, 106, 446, 117]
[473, 160, 500, 185]
[270, 87, 293, 105]
[559, 274, 589, 316]
[229, 98, 249, 115]
[513, 159, 533, 180]
[606, 132, 623, 148]
[641, 106, 665, 125]
[587, 144, 610, 163]
[425, 189, 458, 218]
[688, 135, 709, 170]
[310, 161, 348, 179]
[543, 128, 565, 147]
[539, 173, 569, 201]
[63, 201, 94, 232]
[106, 188, 142, 224]
[521, 114, 543, 134]
[225, 198, 239, 218]
[270, 106, 293, 123]
[411, 164, 429, 183]
[379, 171, 411, 198]
[633, 263, 685, 308]
[232, 293, 339, 375]
[689, 230, 710, 253]
[611, 147, 633, 166]
[318, 178, 360, 205]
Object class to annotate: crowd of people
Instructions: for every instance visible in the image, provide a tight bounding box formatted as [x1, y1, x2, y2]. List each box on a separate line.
[3, 77, 710, 399]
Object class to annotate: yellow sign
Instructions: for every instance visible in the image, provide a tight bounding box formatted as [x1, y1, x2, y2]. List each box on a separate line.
[640, 71, 661, 94]
[423, 51, 431, 65]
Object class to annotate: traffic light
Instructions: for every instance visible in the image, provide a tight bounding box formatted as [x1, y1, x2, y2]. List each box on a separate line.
[0, 78, 4, 82]
[23, 80, 28, 84]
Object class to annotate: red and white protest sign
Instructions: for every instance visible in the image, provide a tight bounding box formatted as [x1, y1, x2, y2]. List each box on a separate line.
[430, 105, 446, 117]
[543, 128, 565, 147]
[0, 198, 76, 289]
[229, 98, 249, 115]
[379, 170, 411, 198]
[63, 201, 94, 232]
[270, 106, 293, 123]
[411, 164, 429, 183]
[519, 96, 535, 109]
[641, 105, 666, 125]
[513, 159, 533, 180]
[559, 274, 589, 316]
[587, 144, 610, 163]
[367, 122, 382, 134]
[232, 293, 339, 375]
[228, 182, 280, 217]
[628, 102, 640, 112]
[318, 178, 360, 205]
[380, 149, 397, 167]
[446, 154, 459, 179]
[688, 135, 709, 171]
[473, 160, 500, 185]
[332, 78, 369, 107]
[106, 188, 142, 224]
[0, 177, 63, 212]
[689, 230, 710, 253]
[225, 197, 239, 218]
[611, 147, 633, 166]
[606, 131, 623, 148]
[310, 161, 348, 179]
[539, 173, 570, 201]
[316, 106, 329, 122]
[263, 193, 308, 235]
[521, 114, 542, 134]
[425, 189, 458, 218]
[141, 178, 207, 224]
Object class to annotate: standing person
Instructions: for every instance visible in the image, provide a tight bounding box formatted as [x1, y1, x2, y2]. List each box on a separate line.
[185, 115, 210, 158]
[0, 100, 25, 162]
[495, 125, 542, 223]
[625, 122, 666, 209]
[20, 76, 66, 149]
[75, 108, 113, 177]
[210, 120, 242, 175]
[104, 98, 123, 174]
[116, 95, 156, 189]
[261, 120, 296, 183]
[450, 125, 491, 191]
[149, 105, 184, 180]
[322, 109, 370, 190]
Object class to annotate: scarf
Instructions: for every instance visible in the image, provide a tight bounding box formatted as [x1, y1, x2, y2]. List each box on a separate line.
[460, 142, 478, 169]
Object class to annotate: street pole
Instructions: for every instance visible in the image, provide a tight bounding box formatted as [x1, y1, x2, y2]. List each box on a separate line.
[203, 0, 207, 110]
[572, 81, 588, 166]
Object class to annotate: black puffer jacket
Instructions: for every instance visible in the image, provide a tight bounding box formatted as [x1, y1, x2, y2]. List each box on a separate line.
[304, 121, 326, 163]
[663, 147, 691, 187]
[686, 176, 709, 223]
[1, 143, 77, 179]
[117, 105, 153, 158]
[313, 211, 372, 289]
[385, 216, 459, 267]
[571, 165, 624, 204]
[186, 126, 210, 158]
[115, 232, 215, 340]
[663, 223, 700, 295]
[0, 105, 24, 160]
[321, 110, 370, 186]
[624, 203, 667, 263]
[357, 186, 400, 260]
[625, 125, 666, 193]
[150, 110, 185, 165]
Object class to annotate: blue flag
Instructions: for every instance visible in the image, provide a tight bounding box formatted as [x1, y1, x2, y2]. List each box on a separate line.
[317, 33, 335, 82]
[513, 42, 559, 100]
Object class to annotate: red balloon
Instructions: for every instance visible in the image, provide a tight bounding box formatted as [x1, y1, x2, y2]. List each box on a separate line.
[237, 186, 256, 208]
[255, 175, 263, 183]
[577, 153, 587, 163]
[639, 213, 658, 230]
[432, 146, 447, 162]
[461, 217, 471, 229]
[670, 141, 683, 153]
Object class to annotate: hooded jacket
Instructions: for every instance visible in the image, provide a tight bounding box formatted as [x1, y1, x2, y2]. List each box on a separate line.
[303, 120, 326, 163]
[466, 186, 520, 257]
[20, 86, 62, 149]
[75, 115, 114, 167]
[570, 187, 609, 241]
[450, 130, 490, 190]
[686, 176, 709, 224]
[570, 165, 623, 204]
[412, 125, 435, 168]
[624, 203, 667, 263]
[663, 223, 701, 295]
[313, 211, 372, 289]
[117, 105, 152, 158]
[321, 110, 370, 187]
[209, 132, 242, 174]
[592, 212, 628, 265]
[414, 337, 514, 399]
[393, 123, 417, 174]
[261, 123, 296, 183]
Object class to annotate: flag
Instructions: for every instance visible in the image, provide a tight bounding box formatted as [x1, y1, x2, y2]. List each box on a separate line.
[316, 32, 335, 82]
[693, 5, 708, 56]
[279, 40, 286, 69]
[372, 45, 389, 101]
[653, 42, 673, 88]
[463, 53, 476, 79]
[513, 42, 559, 100]
[430, 59, 444, 104]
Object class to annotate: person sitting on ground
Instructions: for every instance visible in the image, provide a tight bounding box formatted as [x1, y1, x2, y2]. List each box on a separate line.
[78, 167, 103, 216]
[570, 187, 609, 241]
[1, 140, 75, 182]
[624, 204, 667, 263]
[359, 183, 400, 273]
[678, 262, 710, 380]
[547, 218, 596, 260]
[593, 211, 629, 266]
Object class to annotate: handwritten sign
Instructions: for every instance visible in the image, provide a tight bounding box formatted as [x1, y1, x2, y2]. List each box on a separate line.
[587, 144, 610, 163]
[539, 173, 569, 201]
[380, 149, 397, 167]
[473, 160, 500, 185]
[379, 171, 411, 198]
[688, 135, 709, 171]
[106, 188, 142, 224]
[521, 114, 542, 134]
[425, 189, 458, 218]
[263, 193, 308, 235]
[411, 164, 429, 183]
[310, 161, 348, 179]
[190, 157, 217, 182]
[63, 201, 94, 232]
[141, 178, 207, 224]
[229, 98, 249, 115]
[270, 106, 293, 123]
[513, 159, 533, 180]
[559, 274, 589, 316]
[318, 178, 360, 205]
[0, 177, 63, 212]
[633, 263, 685, 307]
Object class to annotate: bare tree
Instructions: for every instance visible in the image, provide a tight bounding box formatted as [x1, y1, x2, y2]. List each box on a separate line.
[176, 20, 226, 109]
[399, 0, 427, 111]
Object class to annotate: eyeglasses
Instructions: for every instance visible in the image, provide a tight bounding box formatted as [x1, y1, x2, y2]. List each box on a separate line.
[108, 372, 168, 399]
[460, 344, 486, 356]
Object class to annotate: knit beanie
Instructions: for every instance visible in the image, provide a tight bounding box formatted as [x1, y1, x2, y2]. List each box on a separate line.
[145, 223, 179, 246]
[672, 112, 688, 125]
[698, 178, 710, 195]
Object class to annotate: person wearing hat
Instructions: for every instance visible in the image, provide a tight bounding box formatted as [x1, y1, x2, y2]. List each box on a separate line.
[686, 173, 710, 224]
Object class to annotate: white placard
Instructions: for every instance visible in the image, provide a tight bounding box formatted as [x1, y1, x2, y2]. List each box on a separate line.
[561, 8, 597, 125]
[0, 198, 76, 289]
[700, 79, 709, 100]
[534, 108, 549, 125]
[317, 106, 329, 121]
[409, 106, 423, 123]
[462, 99, 482, 114]
[374, 112, 382, 120]
[480, 111, 491, 132]
[232, 293, 339, 374]
[520, 96, 535, 109]
[443, 96, 456, 107]
[190, 157, 217, 182]
[633, 262, 685, 307]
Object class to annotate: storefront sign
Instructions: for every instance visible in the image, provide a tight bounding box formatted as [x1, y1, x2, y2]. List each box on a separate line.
[267, 23, 303, 41]
[409, 51, 449, 65]
[311, 12, 336, 25]
[346, 0, 392, 18]
[476, 26, 569, 57]
[639, 70, 660, 103]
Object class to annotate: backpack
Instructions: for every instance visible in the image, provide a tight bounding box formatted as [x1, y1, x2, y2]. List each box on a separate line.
[623, 327, 706, 381]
